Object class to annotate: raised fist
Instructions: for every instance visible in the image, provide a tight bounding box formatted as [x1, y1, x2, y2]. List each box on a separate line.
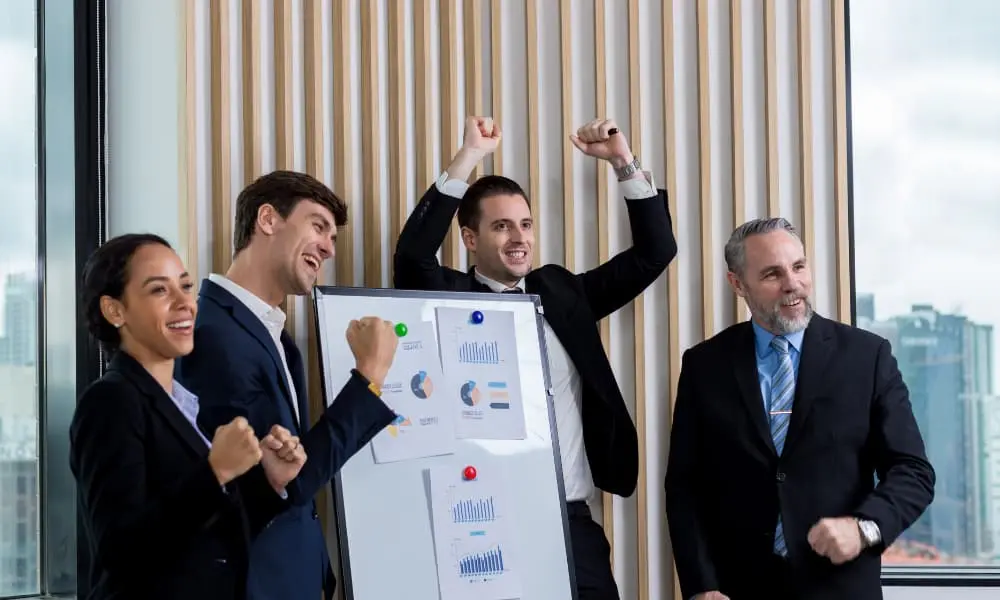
[207, 417, 263, 486]
[346, 317, 399, 389]
[462, 116, 501, 154]
[569, 118, 634, 167]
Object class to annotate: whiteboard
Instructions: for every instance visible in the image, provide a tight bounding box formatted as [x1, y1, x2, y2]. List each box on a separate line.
[313, 286, 577, 600]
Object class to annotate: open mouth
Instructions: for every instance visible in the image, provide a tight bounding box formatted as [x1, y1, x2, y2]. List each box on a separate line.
[504, 249, 528, 263]
[782, 298, 803, 308]
[303, 254, 320, 272]
[166, 319, 194, 334]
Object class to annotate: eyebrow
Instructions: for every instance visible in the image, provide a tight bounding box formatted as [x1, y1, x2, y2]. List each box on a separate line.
[759, 259, 806, 274]
[141, 273, 190, 286]
[490, 217, 533, 226]
[310, 211, 333, 230]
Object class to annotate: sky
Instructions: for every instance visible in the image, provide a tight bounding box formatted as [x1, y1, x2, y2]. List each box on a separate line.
[849, 0, 1000, 383]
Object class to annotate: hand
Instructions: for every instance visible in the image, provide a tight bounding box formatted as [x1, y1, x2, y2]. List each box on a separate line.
[570, 118, 634, 168]
[461, 116, 501, 154]
[207, 417, 263, 485]
[694, 592, 730, 600]
[808, 517, 863, 565]
[260, 425, 307, 494]
[346, 316, 399, 389]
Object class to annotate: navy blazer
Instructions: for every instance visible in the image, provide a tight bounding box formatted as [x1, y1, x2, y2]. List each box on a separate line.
[175, 279, 396, 600]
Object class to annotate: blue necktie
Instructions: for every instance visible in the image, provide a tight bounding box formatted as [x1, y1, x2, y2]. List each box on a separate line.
[769, 336, 795, 556]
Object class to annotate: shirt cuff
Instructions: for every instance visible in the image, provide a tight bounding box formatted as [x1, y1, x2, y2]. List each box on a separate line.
[620, 170, 656, 199]
[435, 171, 470, 198]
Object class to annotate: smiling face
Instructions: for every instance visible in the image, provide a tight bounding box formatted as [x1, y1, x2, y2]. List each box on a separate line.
[727, 229, 814, 335]
[461, 193, 534, 286]
[263, 199, 337, 296]
[100, 243, 197, 361]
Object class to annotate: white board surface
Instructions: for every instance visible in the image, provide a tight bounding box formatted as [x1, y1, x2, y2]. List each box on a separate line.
[313, 287, 576, 600]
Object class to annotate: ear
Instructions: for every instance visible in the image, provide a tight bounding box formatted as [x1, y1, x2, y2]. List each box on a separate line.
[726, 271, 747, 299]
[256, 203, 281, 236]
[99, 295, 125, 329]
[460, 226, 478, 252]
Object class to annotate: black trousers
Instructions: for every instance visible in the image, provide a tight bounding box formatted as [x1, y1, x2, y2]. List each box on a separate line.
[566, 501, 620, 600]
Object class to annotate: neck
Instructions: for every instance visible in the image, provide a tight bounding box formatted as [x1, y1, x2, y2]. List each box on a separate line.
[120, 342, 176, 394]
[226, 247, 286, 307]
[474, 265, 521, 289]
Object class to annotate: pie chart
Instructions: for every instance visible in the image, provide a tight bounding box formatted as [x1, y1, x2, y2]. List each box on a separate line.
[460, 380, 482, 407]
[410, 370, 434, 399]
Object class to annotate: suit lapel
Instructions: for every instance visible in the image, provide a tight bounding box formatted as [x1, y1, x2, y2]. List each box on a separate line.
[281, 330, 309, 431]
[731, 323, 777, 454]
[110, 351, 209, 457]
[783, 315, 835, 454]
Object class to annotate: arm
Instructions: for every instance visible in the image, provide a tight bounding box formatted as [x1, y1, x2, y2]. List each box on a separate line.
[184, 328, 395, 504]
[70, 381, 232, 579]
[664, 350, 719, 599]
[569, 120, 678, 320]
[852, 339, 936, 549]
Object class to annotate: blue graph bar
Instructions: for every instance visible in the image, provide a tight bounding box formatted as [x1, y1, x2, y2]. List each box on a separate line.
[451, 496, 496, 523]
[459, 545, 505, 577]
[458, 341, 500, 364]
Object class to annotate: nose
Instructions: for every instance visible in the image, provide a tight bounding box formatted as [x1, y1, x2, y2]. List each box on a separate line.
[509, 227, 525, 243]
[319, 236, 335, 259]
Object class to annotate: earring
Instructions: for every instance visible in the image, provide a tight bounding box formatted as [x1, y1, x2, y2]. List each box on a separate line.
[113, 322, 122, 329]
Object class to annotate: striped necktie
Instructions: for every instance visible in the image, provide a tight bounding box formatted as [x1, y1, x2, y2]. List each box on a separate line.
[769, 335, 795, 556]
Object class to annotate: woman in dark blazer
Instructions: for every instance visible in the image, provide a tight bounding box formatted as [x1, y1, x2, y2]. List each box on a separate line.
[70, 233, 307, 600]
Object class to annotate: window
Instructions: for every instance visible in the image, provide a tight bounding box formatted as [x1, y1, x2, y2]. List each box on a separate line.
[849, 0, 1000, 581]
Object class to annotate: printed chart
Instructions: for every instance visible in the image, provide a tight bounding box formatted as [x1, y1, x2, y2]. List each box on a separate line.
[429, 465, 522, 600]
[435, 307, 527, 440]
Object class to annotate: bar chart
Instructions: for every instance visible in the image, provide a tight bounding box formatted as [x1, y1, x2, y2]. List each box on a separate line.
[457, 340, 500, 364]
[458, 545, 506, 578]
[451, 496, 497, 524]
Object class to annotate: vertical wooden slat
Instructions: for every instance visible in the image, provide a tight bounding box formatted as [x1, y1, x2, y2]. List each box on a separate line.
[593, 0, 614, 569]
[273, 0, 294, 171]
[361, 0, 382, 288]
[697, 0, 714, 340]
[464, 0, 483, 180]
[242, 0, 262, 184]
[210, 0, 232, 275]
[730, 0, 745, 324]
[439, 0, 461, 268]
[490, 0, 503, 176]
[763, 0, 779, 216]
[388, 0, 409, 242]
[626, 0, 647, 598]
[182, 0, 198, 281]
[303, 0, 327, 537]
[414, 1, 434, 190]
[525, 0, 541, 268]
[332, 0, 354, 286]
[661, 3, 682, 599]
[559, 0, 574, 271]
[797, 0, 815, 266]
[832, 0, 851, 322]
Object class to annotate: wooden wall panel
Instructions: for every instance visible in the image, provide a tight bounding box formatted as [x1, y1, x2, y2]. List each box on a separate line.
[209, 0, 232, 275]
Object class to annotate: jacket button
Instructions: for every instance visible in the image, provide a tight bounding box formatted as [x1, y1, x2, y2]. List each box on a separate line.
[776, 471, 786, 482]
[312, 511, 319, 520]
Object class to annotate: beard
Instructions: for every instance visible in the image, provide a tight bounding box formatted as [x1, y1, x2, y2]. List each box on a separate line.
[746, 292, 814, 335]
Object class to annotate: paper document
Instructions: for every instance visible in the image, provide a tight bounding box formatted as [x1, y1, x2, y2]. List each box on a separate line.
[370, 321, 455, 463]
[435, 307, 527, 440]
[428, 464, 522, 600]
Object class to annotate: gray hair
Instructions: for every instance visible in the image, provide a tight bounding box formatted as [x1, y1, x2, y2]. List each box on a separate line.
[724, 217, 799, 276]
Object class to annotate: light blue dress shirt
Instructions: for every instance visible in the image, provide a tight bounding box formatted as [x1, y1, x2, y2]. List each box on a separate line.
[751, 321, 804, 415]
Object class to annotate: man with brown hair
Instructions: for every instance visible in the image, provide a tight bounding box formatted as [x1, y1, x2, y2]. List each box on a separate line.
[177, 170, 400, 600]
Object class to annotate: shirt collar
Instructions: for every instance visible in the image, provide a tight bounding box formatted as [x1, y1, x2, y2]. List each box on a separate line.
[751, 319, 805, 357]
[170, 379, 199, 407]
[208, 273, 286, 329]
[473, 268, 524, 293]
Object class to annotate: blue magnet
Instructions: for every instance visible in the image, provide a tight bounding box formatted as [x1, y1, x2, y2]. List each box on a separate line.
[470, 310, 484, 324]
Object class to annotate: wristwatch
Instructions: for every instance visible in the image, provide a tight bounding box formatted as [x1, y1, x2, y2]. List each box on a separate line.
[615, 156, 641, 181]
[857, 519, 881, 548]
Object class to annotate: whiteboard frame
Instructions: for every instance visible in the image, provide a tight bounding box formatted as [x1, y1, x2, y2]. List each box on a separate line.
[312, 285, 579, 600]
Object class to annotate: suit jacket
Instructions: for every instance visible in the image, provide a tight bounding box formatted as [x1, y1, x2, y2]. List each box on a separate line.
[664, 314, 935, 600]
[393, 183, 677, 496]
[174, 279, 396, 600]
[69, 350, 288, 600]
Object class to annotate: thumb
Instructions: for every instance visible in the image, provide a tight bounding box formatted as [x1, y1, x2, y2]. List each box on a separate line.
[261, 434, 283, 451]
[569, 135, 587, 153]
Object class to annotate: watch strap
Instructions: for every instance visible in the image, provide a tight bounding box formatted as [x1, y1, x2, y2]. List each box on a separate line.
[615, 157, 641, 181]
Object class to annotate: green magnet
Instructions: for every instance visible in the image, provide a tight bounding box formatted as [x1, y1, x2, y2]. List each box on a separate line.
[395, 323, 408, 337]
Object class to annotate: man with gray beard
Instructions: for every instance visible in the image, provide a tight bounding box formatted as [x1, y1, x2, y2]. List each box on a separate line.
[664, 218, 934, 600]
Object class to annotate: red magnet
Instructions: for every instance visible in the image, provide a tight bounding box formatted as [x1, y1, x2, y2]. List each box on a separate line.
[463, 465, 477, 481]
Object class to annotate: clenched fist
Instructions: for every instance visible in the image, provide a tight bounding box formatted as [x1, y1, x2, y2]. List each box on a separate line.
[569, 118, 634, 168]
[462, 116, 501, 154]
[808, 517, 863, 565]
[260, 425, 307, 494]
[346, 317, 399, 389]
[207, 417, 263, 485]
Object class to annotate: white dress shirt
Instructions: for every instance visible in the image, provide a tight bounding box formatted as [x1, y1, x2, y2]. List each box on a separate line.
[208, 273, 301, 424]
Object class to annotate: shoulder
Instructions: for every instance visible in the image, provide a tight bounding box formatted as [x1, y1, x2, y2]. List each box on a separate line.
[72, 373, 145, 435]
[815, 314, 888, 351]
[684, 321, 750, 362]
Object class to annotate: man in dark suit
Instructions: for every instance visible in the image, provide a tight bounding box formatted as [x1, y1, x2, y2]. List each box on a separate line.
[664, 217, 935, 600]
[175, 171, 400, 600]
[393, 116, 677, 599]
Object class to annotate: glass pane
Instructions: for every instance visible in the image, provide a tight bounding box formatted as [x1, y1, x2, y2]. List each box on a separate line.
[850, 0, 1000, 570]
[0, 1, 40, 596]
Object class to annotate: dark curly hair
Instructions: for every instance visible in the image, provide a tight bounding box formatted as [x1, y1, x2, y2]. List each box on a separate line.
[233, 170, 349, 255]
[81, 233, 173, 353]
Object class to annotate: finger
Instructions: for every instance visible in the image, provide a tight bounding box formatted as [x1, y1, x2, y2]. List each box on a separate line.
[270, 424, 289, 437]
[598, 119, 616, 139]
[262, 435, 283, 451]
[491, 123, 502, 139]
[482, 117, 493, 134]
[232, 416, 248, 429]
[569, 135, 587, 153]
